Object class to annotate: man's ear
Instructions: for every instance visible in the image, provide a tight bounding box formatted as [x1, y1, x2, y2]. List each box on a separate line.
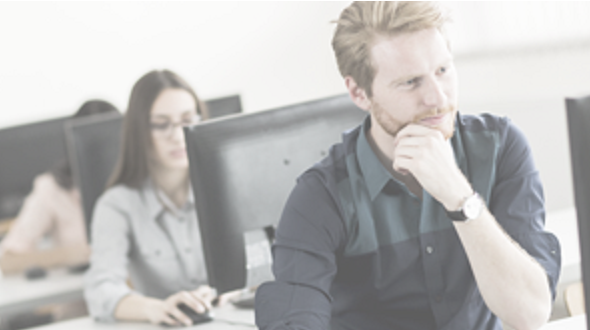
[344, 76, 371, 112]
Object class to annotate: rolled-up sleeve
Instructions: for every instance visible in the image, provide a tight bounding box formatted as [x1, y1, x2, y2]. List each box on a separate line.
[255, 173, 345, 330]
[490, 119, 561, 299]
[84, 191, 138, 322]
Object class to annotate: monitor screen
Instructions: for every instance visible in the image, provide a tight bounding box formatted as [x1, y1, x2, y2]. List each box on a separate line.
[184, 94, 366, 294]
[0, 117, 69, 220]
[566, 94, 590, 325]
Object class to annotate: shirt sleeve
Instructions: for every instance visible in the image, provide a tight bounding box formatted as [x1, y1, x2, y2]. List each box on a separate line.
[255, 172, 346, 330]
[489, 118, 561, 299]
[0, 174, 57, 254]
[84, 190, 139, 322]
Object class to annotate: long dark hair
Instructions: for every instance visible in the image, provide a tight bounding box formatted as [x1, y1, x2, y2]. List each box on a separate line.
[51, 100, 118, 189]
[107, 70, 209, 189]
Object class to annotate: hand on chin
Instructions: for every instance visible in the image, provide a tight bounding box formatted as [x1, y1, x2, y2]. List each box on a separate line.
[392, 124, 470, 207]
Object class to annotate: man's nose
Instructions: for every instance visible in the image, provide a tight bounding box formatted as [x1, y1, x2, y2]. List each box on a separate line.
[422, 77, 447, 110]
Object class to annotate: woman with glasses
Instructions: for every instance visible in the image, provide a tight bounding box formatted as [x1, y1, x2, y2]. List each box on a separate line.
[84, 70, 215, 327]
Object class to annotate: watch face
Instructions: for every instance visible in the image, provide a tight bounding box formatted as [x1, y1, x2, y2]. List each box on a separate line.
[463, 194, 483, 219]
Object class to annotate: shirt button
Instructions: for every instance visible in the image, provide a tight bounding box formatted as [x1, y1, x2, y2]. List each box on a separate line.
[426, 246, 434, 254]
[434, 295, 443, 303]
[185, 248, 192, 254]
[155, 249, 161, 256]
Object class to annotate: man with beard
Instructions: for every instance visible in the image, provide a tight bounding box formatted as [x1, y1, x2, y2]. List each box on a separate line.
[255, 2, 560, 330]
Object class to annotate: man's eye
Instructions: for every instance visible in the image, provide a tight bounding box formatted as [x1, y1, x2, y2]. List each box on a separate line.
[404, 78, 417, 86]
[402, 77, 421, 88]
[438, 66, 447, 74]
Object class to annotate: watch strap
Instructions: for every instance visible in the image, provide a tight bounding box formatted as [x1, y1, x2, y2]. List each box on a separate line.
[446, 192, 482, 222]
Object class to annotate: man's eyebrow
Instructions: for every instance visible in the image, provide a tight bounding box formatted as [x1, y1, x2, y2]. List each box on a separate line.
[388, 58, 455, 87]
[389, 74, 420, 87]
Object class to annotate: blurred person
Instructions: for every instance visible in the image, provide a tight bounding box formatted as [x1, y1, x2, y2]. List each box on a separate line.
[85, 70, 229, 327]
[0, 100, 118, 261]
[0, 100, 118, 329]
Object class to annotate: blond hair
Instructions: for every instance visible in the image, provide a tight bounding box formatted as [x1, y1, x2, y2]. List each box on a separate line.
[332, 1, 451, 97]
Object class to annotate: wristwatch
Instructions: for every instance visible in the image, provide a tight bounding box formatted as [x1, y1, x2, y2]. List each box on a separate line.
[446, 192, 484, 222]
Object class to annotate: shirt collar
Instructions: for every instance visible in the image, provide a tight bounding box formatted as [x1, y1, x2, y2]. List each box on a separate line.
[356, 117, 396, 201]
[450, 112, 467, 175]
[142, 178, 195, 220]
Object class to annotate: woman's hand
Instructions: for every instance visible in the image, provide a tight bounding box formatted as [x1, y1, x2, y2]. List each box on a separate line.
[144, 285, 215, 327]
[214, 288, 244, 306]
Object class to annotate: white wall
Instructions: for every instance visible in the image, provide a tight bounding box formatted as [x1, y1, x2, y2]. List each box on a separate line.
[1, 1, 590, 212]
[447, 1, 590, 212]
[0, 1, 349, 127]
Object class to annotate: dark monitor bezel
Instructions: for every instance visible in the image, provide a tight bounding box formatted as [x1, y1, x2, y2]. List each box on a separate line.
[0, 117, 69, 221]
[64, 112, 123, 241]
[64, 95, 242, 242]
[566, 95, 590, 326]
[206, 94, 242, 119]
[184, 94, 366, 294]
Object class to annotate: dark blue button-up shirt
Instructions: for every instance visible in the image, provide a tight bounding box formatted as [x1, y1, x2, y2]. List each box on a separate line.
[255, 113, 561, 330]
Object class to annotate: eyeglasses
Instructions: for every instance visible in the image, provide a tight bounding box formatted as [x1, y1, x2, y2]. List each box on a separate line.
[150, 114, 201, 138]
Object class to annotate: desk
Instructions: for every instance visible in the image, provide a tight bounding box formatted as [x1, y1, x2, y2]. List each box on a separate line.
[28, 304, 256, 330]
[0, 268, 84, 315]
[0, 208, 577, 326]
[540, 314, 586, 329]
[545, 207, 580, 284]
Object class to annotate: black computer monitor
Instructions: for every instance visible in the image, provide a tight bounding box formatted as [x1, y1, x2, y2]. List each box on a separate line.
[566, 95, 590, 326]
[184, 94, 366, 294]
[206, 94, 242, 119]
[0, 117, 69, 221]
[65, 95, 243, 241]
[65, 112, 123, 241]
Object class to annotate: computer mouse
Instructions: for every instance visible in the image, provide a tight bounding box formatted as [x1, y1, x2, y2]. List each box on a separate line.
[67, 262, 90, 274]
[25, 266, 47, 280]
[177, 303, 212, 325]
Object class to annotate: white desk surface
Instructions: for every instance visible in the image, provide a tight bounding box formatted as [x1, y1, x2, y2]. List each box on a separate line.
[0, 207, 577, 326]
[0, 268, 84, 315]
[26, 309, 587, 330]
[29, 304, 256, 330]
[540, 314, 586, 330]
[545, 207, 580, 284]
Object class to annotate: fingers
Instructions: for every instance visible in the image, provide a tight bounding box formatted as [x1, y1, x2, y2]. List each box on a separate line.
[159, 312, 182, 327]
[180, 291, 209, 314]
[216, 289, 243, 306]
[164, 301, 193, 327]
[394, 124, 444, 146]
[161, 287, 216, 327]
[392, 157, 414, 175]
[393, 126, 444, 176]
[192, 285, 216, 306]
[163, 291, 203, 327]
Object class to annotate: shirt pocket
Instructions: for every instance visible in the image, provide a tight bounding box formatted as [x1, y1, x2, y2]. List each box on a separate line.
[139, 245, 183, 283]
[141, 246, 176, 259]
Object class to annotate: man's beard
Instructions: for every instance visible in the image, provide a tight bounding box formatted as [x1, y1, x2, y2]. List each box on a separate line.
[372, 101, 457, 140]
